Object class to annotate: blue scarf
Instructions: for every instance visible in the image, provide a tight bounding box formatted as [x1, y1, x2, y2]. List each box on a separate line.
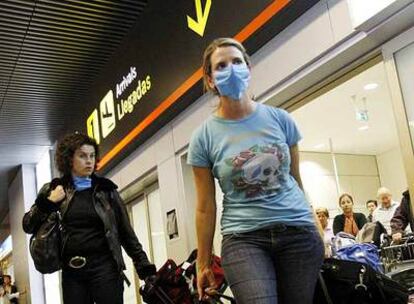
[73, 176, 92, 191]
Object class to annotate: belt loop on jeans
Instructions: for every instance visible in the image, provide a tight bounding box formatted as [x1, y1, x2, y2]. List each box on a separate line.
[68, 256, 87, 269]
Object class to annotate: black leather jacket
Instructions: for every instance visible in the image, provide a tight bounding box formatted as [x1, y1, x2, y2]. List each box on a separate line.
[391, 190, 413, 235]
[22, 174, 156, 280]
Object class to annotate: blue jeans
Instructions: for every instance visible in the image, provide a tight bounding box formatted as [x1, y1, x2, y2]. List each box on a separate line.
[221, 224, 324, 304]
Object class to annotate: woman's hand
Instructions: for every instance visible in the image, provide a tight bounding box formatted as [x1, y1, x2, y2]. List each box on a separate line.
[47, 185, 66, 203]
[197, 265, 217, 300]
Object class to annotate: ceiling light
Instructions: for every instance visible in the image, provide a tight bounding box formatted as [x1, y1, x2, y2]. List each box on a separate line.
[313, 143, 325, 149]
[364, 83, 378, 91]
[358, 125, 369, 131]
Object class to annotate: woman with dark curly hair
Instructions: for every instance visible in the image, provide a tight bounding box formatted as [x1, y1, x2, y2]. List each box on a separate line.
[22, 133, 155, 304]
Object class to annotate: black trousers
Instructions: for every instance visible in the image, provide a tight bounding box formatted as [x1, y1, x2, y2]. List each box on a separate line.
[62, 253, 124, 304]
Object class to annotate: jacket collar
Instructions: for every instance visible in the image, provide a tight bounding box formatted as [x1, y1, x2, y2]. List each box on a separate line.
[91, 174, 118, 191]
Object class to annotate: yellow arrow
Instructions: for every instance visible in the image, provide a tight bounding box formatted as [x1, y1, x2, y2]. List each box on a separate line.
[187, 0, 212, 37]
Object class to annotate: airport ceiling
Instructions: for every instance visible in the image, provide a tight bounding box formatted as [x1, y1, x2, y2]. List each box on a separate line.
[0, 0, 147, 223]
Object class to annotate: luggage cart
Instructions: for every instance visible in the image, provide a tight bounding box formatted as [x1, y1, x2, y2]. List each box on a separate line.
[381, 236, 414, 303]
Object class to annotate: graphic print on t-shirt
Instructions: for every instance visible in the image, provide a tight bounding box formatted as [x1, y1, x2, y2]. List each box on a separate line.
[226, 143, 289, 198]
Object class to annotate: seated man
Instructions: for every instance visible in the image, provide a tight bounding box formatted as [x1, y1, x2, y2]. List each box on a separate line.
[316, 207, 334, 257]
[391, 190, 412, 243]
[372, 187, 399, 234]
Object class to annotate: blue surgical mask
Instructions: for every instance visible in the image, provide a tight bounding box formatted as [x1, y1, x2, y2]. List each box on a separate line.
[73, 176, 92, 191]
[213, 63, 250, 101]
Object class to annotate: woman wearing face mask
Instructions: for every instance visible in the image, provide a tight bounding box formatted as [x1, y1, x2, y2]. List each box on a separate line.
[333, 193, 367, 236]
[23, 133, 156, 304]
[187, 38, 324, 304]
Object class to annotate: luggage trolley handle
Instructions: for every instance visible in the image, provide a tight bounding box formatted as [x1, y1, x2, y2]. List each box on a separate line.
[215, 292, 236, 304]
[140, 277, 175, 304]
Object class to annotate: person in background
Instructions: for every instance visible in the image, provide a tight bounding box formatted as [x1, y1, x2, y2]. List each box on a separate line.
[188, 37, 323, 304]
[23, 133, 156, 304]
[0, 275, 22, 304]
[373, 187, 399, 234]
[366, 199, 377, 222]
[333, 193, 367, 236]
[315, 207, 334, 257]
[391, 190, 412, 243]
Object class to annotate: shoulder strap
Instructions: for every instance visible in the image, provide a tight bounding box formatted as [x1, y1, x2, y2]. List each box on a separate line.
[59, 187, 75, 219]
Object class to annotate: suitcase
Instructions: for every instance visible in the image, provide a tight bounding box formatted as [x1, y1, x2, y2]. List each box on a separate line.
[141, 278, 235, 304]
[139, 252, 236, 304]
[314, 258, 408, 304]
[140, 259, 193, 304]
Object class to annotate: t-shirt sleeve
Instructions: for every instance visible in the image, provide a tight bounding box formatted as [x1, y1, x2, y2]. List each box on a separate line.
[187, 127, 211, 168]
[277, 108, 302, 146]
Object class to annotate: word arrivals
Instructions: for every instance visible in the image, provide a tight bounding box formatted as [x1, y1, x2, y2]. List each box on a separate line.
[117, 75, 152, 120]
[116, 67, 137, 98]
[86, 71, 152, 145]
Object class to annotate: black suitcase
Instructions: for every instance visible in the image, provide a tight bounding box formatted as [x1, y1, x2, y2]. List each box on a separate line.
[314, 258, 408, 304]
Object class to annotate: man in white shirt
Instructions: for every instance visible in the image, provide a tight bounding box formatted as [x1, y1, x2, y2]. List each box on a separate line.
[372, 187, 399, 234]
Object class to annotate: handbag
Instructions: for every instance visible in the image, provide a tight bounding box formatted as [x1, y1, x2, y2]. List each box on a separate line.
[29, 181, 71, 274]
[29, 211, 63, 273]
[314, 258, 408, 304]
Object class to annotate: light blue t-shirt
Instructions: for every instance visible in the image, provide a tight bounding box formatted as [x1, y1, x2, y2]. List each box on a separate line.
[187, 103, 314, 235]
